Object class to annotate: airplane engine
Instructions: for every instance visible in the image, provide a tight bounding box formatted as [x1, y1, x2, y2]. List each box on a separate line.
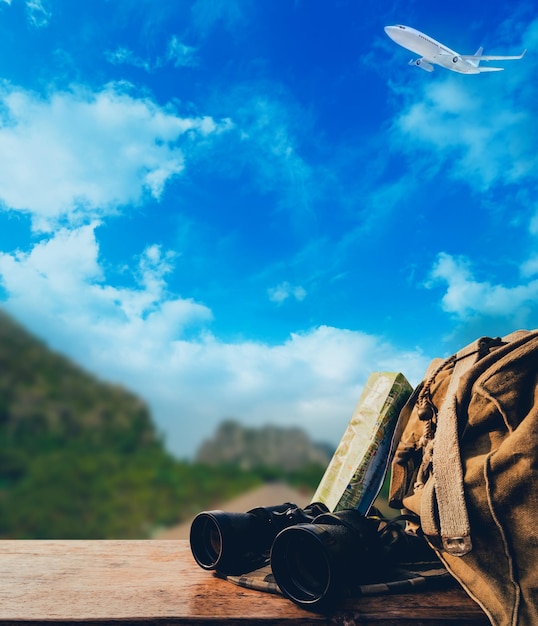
[452, 55, 462, 64]
[408, 58, 434, 72]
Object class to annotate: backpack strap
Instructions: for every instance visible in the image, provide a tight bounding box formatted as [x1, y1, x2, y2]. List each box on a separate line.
[420, 339, 482, 555]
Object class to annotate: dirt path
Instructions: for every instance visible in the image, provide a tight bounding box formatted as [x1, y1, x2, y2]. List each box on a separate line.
[153, 482, 313, 540]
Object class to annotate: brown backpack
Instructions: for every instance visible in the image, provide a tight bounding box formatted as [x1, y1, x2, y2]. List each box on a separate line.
[389, 330, 538, 626]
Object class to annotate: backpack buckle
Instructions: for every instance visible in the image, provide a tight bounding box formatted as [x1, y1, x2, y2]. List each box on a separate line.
[443, 535, 472, 556]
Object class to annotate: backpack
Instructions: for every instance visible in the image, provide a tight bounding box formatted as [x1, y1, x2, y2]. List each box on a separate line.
[389, 330, 538, 626]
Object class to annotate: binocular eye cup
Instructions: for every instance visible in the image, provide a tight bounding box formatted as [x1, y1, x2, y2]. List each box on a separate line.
[270, 511, 382, 611]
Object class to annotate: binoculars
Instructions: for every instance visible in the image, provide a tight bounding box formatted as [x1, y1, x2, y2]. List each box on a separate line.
[189, 501, 329, 576]
[190, 501, 387, 611]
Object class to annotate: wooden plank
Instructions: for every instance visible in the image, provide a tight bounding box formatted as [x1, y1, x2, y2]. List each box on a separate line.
[0, 540, 489, 625]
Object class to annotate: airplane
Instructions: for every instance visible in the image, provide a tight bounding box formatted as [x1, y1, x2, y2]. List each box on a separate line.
[384, 24, 526, 74]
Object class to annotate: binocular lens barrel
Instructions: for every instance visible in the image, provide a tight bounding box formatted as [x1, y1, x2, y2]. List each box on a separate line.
[189, 509, 275, 575]
[271, 526, 333, 604]
[271, 512, 381, 610]
[190, 510, 259, 573]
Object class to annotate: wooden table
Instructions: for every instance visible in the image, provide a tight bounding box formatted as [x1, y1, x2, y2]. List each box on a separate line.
[0, 540, 490, 625]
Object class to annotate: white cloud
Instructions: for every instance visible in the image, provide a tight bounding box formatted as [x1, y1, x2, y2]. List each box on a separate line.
[0, 0, 49, 25]
[0, 224, 212, 338]
[428, 252, 538, 322]
[205, 91, 324, 232]
[167, 37, 198, 68]
[520, 255, 538, 278]
[26, 0, 50, 28]
[268, 281, 307, 304]
[166, 325, 428, 452]
[105, 48, 153, 72]
[394, 80, 533, 192]
[106, 37, 197, 72]
[528, 206, 538, 235]
[0, 225, 428, 456]
[0, 82, 232, 231]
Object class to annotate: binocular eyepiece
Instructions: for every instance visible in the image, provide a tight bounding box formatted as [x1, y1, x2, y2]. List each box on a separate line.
[189, 501, 328, 575]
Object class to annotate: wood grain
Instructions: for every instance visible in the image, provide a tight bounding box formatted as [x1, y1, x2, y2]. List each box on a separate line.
[0, 540, 490, 625]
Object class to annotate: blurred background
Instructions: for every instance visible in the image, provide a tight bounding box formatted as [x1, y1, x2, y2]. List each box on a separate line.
[0, 310, 337, 538]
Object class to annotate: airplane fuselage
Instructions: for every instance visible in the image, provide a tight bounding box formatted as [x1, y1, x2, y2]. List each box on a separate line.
[385, 25, 479, 74]
[384, 24, 525, 75]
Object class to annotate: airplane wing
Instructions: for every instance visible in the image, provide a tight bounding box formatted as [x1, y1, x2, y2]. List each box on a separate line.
[461, 50, 526, 62]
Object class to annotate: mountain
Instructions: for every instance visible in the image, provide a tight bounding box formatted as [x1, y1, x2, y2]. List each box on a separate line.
[0, 310, 325, 539]
[0, 309, 175, 538]
[0, 309, 156, 453]
[195, 419, 333, 471]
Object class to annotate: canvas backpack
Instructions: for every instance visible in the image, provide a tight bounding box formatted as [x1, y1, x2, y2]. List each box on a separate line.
[389, 330, 538, 626]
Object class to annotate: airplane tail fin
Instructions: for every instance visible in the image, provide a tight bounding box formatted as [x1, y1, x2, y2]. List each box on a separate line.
[463, 47, 504, 70]
[467, 46, 483, 68]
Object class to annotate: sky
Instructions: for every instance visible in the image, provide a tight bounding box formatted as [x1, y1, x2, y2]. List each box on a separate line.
[0, 0, 536, 458]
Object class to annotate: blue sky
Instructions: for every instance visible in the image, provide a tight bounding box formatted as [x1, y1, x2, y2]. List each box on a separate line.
[0, 0, 536, 458]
